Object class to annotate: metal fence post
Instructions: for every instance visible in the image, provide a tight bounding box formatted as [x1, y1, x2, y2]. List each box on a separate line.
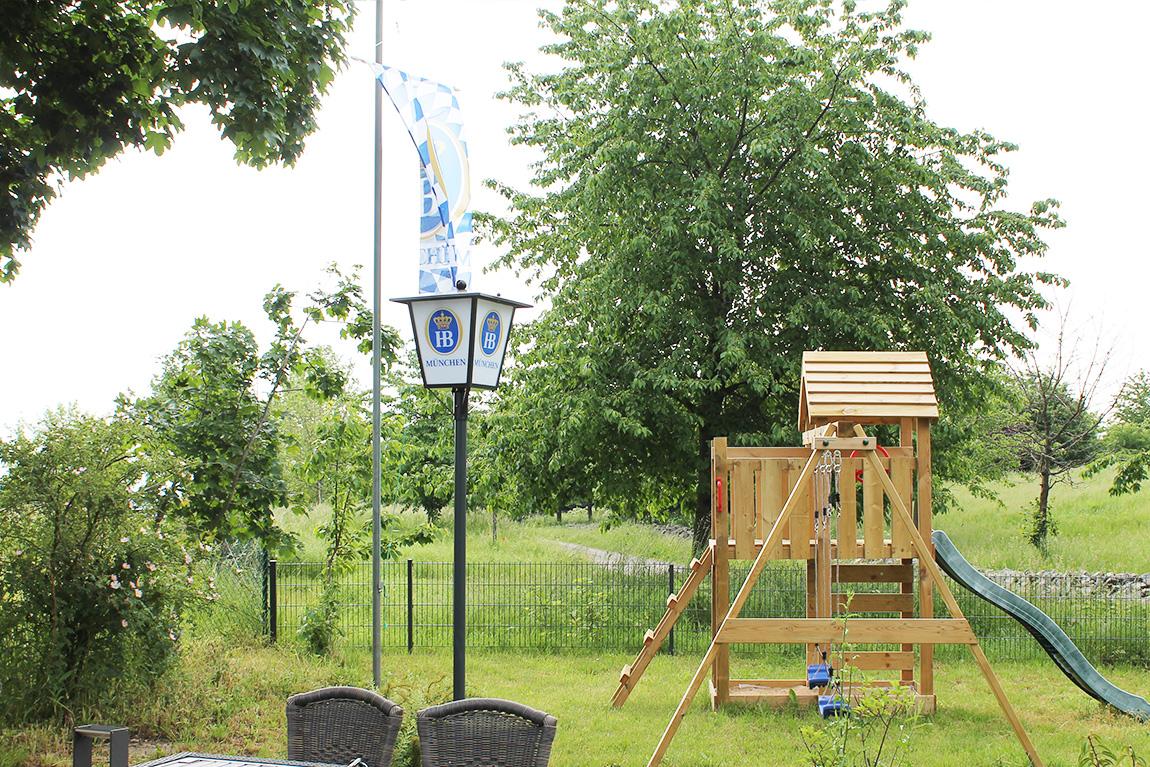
[268, 559, 278, 644]
[667, 563, 675, 656]
[261, 548, 269, 639]
[407, 558, 415, 654]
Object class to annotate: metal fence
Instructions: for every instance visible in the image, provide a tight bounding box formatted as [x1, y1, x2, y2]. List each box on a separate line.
[267, 559, 1150, 665]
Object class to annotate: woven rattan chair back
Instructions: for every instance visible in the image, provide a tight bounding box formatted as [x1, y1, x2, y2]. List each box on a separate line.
[416, 698, 557, 767]
[287, 686, 404, 767]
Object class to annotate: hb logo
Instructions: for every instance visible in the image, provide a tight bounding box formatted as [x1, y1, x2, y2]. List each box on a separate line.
[480, 312, 501, 355]
[428, 309, 461, 354]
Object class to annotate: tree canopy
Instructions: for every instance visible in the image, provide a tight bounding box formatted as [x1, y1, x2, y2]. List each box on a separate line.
[0, 0, 353, 281]
[483, 0, 1063, 548]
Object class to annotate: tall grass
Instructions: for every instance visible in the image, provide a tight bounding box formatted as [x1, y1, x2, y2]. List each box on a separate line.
[943, 468, 1150, 572]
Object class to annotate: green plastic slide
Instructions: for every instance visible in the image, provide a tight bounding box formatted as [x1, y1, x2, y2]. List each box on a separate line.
[933, 530, 1150, 722]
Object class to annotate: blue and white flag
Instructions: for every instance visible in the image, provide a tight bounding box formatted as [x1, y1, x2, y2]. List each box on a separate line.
[376, 65, 472, 294]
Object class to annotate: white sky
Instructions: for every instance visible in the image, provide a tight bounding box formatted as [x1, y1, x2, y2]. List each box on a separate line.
[2, 1, 1148, 434]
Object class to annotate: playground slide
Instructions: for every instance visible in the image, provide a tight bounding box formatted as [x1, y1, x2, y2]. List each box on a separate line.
[933, 530, 1150, 722]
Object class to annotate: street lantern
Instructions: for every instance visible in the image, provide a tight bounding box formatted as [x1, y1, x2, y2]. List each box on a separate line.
[394, 292, 530, 390]
[392, 291, 530, 700]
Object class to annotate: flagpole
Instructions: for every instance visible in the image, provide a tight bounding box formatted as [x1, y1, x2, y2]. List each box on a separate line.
[371, 0, 384, 690]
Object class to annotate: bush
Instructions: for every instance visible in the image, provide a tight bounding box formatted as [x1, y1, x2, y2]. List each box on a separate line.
[0, 410, 205, 723]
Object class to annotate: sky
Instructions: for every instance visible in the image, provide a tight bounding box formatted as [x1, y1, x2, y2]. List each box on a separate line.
[2, 1, 1148, 433]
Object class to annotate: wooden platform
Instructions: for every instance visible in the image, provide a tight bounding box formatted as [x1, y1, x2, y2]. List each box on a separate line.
[711, 679, 937, 714]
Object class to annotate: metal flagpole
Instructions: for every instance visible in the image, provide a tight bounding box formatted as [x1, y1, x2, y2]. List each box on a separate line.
[371, 0, 384, 689]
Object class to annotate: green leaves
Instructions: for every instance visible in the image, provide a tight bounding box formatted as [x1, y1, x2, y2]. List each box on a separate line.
[483, 0, 1062, 545]
[0, 408, 204, 721]
[128, 267, 393, 549]
[1, 0, 355, 280]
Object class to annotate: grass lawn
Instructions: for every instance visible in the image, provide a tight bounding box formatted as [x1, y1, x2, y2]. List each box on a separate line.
[6, 641, 1149, 767]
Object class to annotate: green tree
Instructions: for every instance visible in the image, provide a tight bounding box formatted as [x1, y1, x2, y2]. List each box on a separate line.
[1089, 371, 1150, 496]
[276, 349, 355, 506]
[483, 0, 1063, 549]
[0, 409, 202, 722]
[386, 354, 459, 523]
[1006, 317, 1109, 550]
[1, 0, 354, 281]
[289, 395, 432, 654]
[132, 267, 395, 548]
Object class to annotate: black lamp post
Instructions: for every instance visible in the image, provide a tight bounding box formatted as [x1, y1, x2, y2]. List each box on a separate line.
[392, 290, 530, 700]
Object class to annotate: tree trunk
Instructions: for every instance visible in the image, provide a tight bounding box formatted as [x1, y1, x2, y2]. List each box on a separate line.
[1031, 469, 1052, 549]
[491, 505, 497, 545]
[692, 434, 712, 556]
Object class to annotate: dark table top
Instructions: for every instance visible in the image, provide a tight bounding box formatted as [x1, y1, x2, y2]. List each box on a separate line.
[135, 753, 340, 767]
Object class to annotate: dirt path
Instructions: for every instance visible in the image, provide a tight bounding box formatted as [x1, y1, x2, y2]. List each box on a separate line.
[551, 541, 675, 572]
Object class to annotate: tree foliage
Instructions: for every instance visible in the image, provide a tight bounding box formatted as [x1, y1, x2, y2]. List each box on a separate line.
[130, 267, 396, 548]
[1089, 371, 1150, 496]
[482, 0, 1063, 548]
[1, 0, 354, 281]
[0, 410, 204, 722]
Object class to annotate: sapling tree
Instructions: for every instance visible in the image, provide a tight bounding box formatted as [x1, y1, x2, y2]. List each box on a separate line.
[290, 398, 432, 655]
[1008, 314, 1111, 550]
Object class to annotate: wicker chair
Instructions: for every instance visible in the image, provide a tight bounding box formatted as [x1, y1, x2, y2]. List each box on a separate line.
[286, 686, 404, 767]
[416, 698, 557, 767]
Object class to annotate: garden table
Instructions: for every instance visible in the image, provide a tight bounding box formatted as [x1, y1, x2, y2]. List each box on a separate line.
[135, 754, 341, 767]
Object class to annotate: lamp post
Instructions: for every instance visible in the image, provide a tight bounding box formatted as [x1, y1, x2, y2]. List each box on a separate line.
[392, 290, 530, 700]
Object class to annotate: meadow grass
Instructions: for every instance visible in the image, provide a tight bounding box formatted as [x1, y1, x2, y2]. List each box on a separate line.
[942, 467, 1150, 572]
[5, 641, 1149, 767]
[276, 467, 1150, 574]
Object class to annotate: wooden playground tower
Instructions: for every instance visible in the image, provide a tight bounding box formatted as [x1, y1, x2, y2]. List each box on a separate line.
[612, 351, 1045, 767]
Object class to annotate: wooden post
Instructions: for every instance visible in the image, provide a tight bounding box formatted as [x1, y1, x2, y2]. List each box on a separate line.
[917, 420, 934, 697]
[805, 560, 817, 665]
[711, 437, 729, 707]
[899, 419, 915, 684]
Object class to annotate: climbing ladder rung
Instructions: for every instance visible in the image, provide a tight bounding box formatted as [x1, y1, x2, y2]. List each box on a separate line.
[610, 545, 714, 708]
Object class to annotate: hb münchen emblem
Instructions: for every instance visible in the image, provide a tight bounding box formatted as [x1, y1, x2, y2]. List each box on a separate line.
[480, 311, 501, 356]
[427, 309, 461, 354]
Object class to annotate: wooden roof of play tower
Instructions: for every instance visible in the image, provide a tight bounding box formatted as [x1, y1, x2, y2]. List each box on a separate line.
[798, 351, 939, 428]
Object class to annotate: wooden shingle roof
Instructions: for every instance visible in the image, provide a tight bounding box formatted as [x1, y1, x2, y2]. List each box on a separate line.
[798, 351, 938, 429]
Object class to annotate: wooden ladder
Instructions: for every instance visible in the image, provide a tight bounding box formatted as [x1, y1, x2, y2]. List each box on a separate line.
[611, 545, 714, 707]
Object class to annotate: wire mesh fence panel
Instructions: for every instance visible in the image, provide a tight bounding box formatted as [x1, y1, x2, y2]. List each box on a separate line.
[270, 559, 1150, 665]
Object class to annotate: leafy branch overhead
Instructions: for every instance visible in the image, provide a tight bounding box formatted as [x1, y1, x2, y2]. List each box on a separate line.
[0, 0, 355, 281]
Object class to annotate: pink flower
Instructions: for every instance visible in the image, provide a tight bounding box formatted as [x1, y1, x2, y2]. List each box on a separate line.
[121, 619, 128, 628]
